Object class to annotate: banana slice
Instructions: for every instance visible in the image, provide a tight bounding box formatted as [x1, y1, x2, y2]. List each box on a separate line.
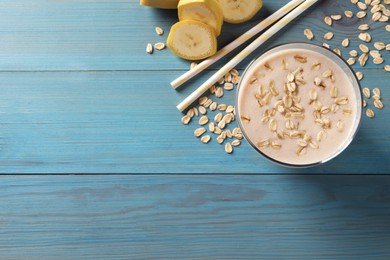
[140, 0, 179, 9]
[178, 0, 224, 36]
[167, 20, 217, 60]
[219, 0, 263, 24]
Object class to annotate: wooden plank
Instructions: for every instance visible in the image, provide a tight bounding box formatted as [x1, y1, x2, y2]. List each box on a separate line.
[0, 70, 388, 173]
[0, 175, 389, 259]
[0, 0, 388, 71]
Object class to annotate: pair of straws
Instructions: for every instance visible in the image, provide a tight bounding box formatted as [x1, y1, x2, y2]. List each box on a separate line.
[172, 0, 319, 112]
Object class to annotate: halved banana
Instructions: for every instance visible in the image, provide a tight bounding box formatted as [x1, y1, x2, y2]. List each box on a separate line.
[167, 20, 217, 60]
[218, 0, 263, 24]
[139, 0, 180, 9]
[178, 0, 224, 36]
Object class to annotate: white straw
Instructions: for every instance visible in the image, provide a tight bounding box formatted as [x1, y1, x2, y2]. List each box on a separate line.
[171, 0, 306, 89]
[177, 0, 319, 112]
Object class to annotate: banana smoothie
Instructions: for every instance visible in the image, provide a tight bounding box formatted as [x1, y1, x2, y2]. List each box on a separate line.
[237, 44, 362, 166]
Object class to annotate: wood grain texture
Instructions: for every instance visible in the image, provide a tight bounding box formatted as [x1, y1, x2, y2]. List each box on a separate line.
[0, 175, 389, 259]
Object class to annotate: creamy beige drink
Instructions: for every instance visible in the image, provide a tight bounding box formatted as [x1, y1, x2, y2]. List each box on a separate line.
[237, 44, 362, 166]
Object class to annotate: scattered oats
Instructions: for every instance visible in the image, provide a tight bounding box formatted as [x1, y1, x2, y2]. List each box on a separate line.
[209, 101, 218, 111]
[371, 0, 379, 4]
[214, 113, 223, 123]
[208, 122, 215, 132]
[358, 24, 370, 31]
[358, 32, 371, 42]
[347, 57, 356, 65]
[372, 12, 382, 21]
[336, 120, 345, 132]
[194, 127, 207, 137]
[373, 87, 381, 97]
[224, 72, 232, 83]
[217, 104, 227, 111]
[357, 11, 367, 18]
[210, 85, 216, 94]
[324, 16, 332, 26]
[363, 100, 367, 107]
[345, 10, 354, 18]
[224, 82, 234, 90]
[342, 38, 350, 47]
[225, 142, 233, 154]
[373, 57, 384, 64]
[217, 119, 226, 129]
[146, 43, 153, 54]
[385, 65, 390, 72]
[155, 26, 164, 36]
[351, 0, 358, 4]
[357, 2, 367, 10]
[363, 87, 371, 98]
[359, 44, 369, 53]
[199, 115, 209, 125]
[374, 42, 386, 50]
[199, 105, 207, 115]
[323, 42, 330, 49]
[304, 29, 314, 40]
[214, 126, 222, 135]
[366, 108, 375, 118]
[309, 89, 318, 101]
[324, 32, 334, 40]
[181, 115, 191, 125]
[201, 135, 211, 144]
[374, 99, 384, 109]
[349, 50, 359, 57]
[226, 105, 235, 113]
[365, 0, 371, 5]
[386, 24, 390, 32]
[154, 42, 166, 50]
[370, 50, 381, 59]
[356, 71, 364, 80]
[333, 48, 342, 56]
[216, 135, 225, 144]
[294, 55, 307, 63]
[387, 44, 390, 51]
[215, 87, 224, 98]
[198, 96, 208, 106]
[231, 139, 241, 147]
[359, 53, 369, 66]
[187, 108, 195, 118]
[371, 4, 381, 13]
[331, 14, 342, 20]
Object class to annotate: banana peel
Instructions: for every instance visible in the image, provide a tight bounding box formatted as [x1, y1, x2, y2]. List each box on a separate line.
[140, 0, 179, 9]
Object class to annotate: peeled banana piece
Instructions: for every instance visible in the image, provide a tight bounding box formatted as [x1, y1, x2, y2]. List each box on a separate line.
[139, 0, 180, 9]
[167, 20, 217, 60]
[218, 0, 263, 24]
[178, 0, 224, 36]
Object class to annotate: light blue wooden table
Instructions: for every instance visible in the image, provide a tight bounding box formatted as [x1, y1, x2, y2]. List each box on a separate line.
[0, 0, 389, 259]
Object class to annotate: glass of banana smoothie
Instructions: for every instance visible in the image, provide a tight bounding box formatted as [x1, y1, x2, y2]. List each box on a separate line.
[236, 43, 363, 167]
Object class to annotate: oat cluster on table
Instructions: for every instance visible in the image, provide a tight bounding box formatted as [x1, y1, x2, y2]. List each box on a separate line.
[181, 67, 243, 154]
[146, 26, 166, 54]
[302, 0, 388, 119]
